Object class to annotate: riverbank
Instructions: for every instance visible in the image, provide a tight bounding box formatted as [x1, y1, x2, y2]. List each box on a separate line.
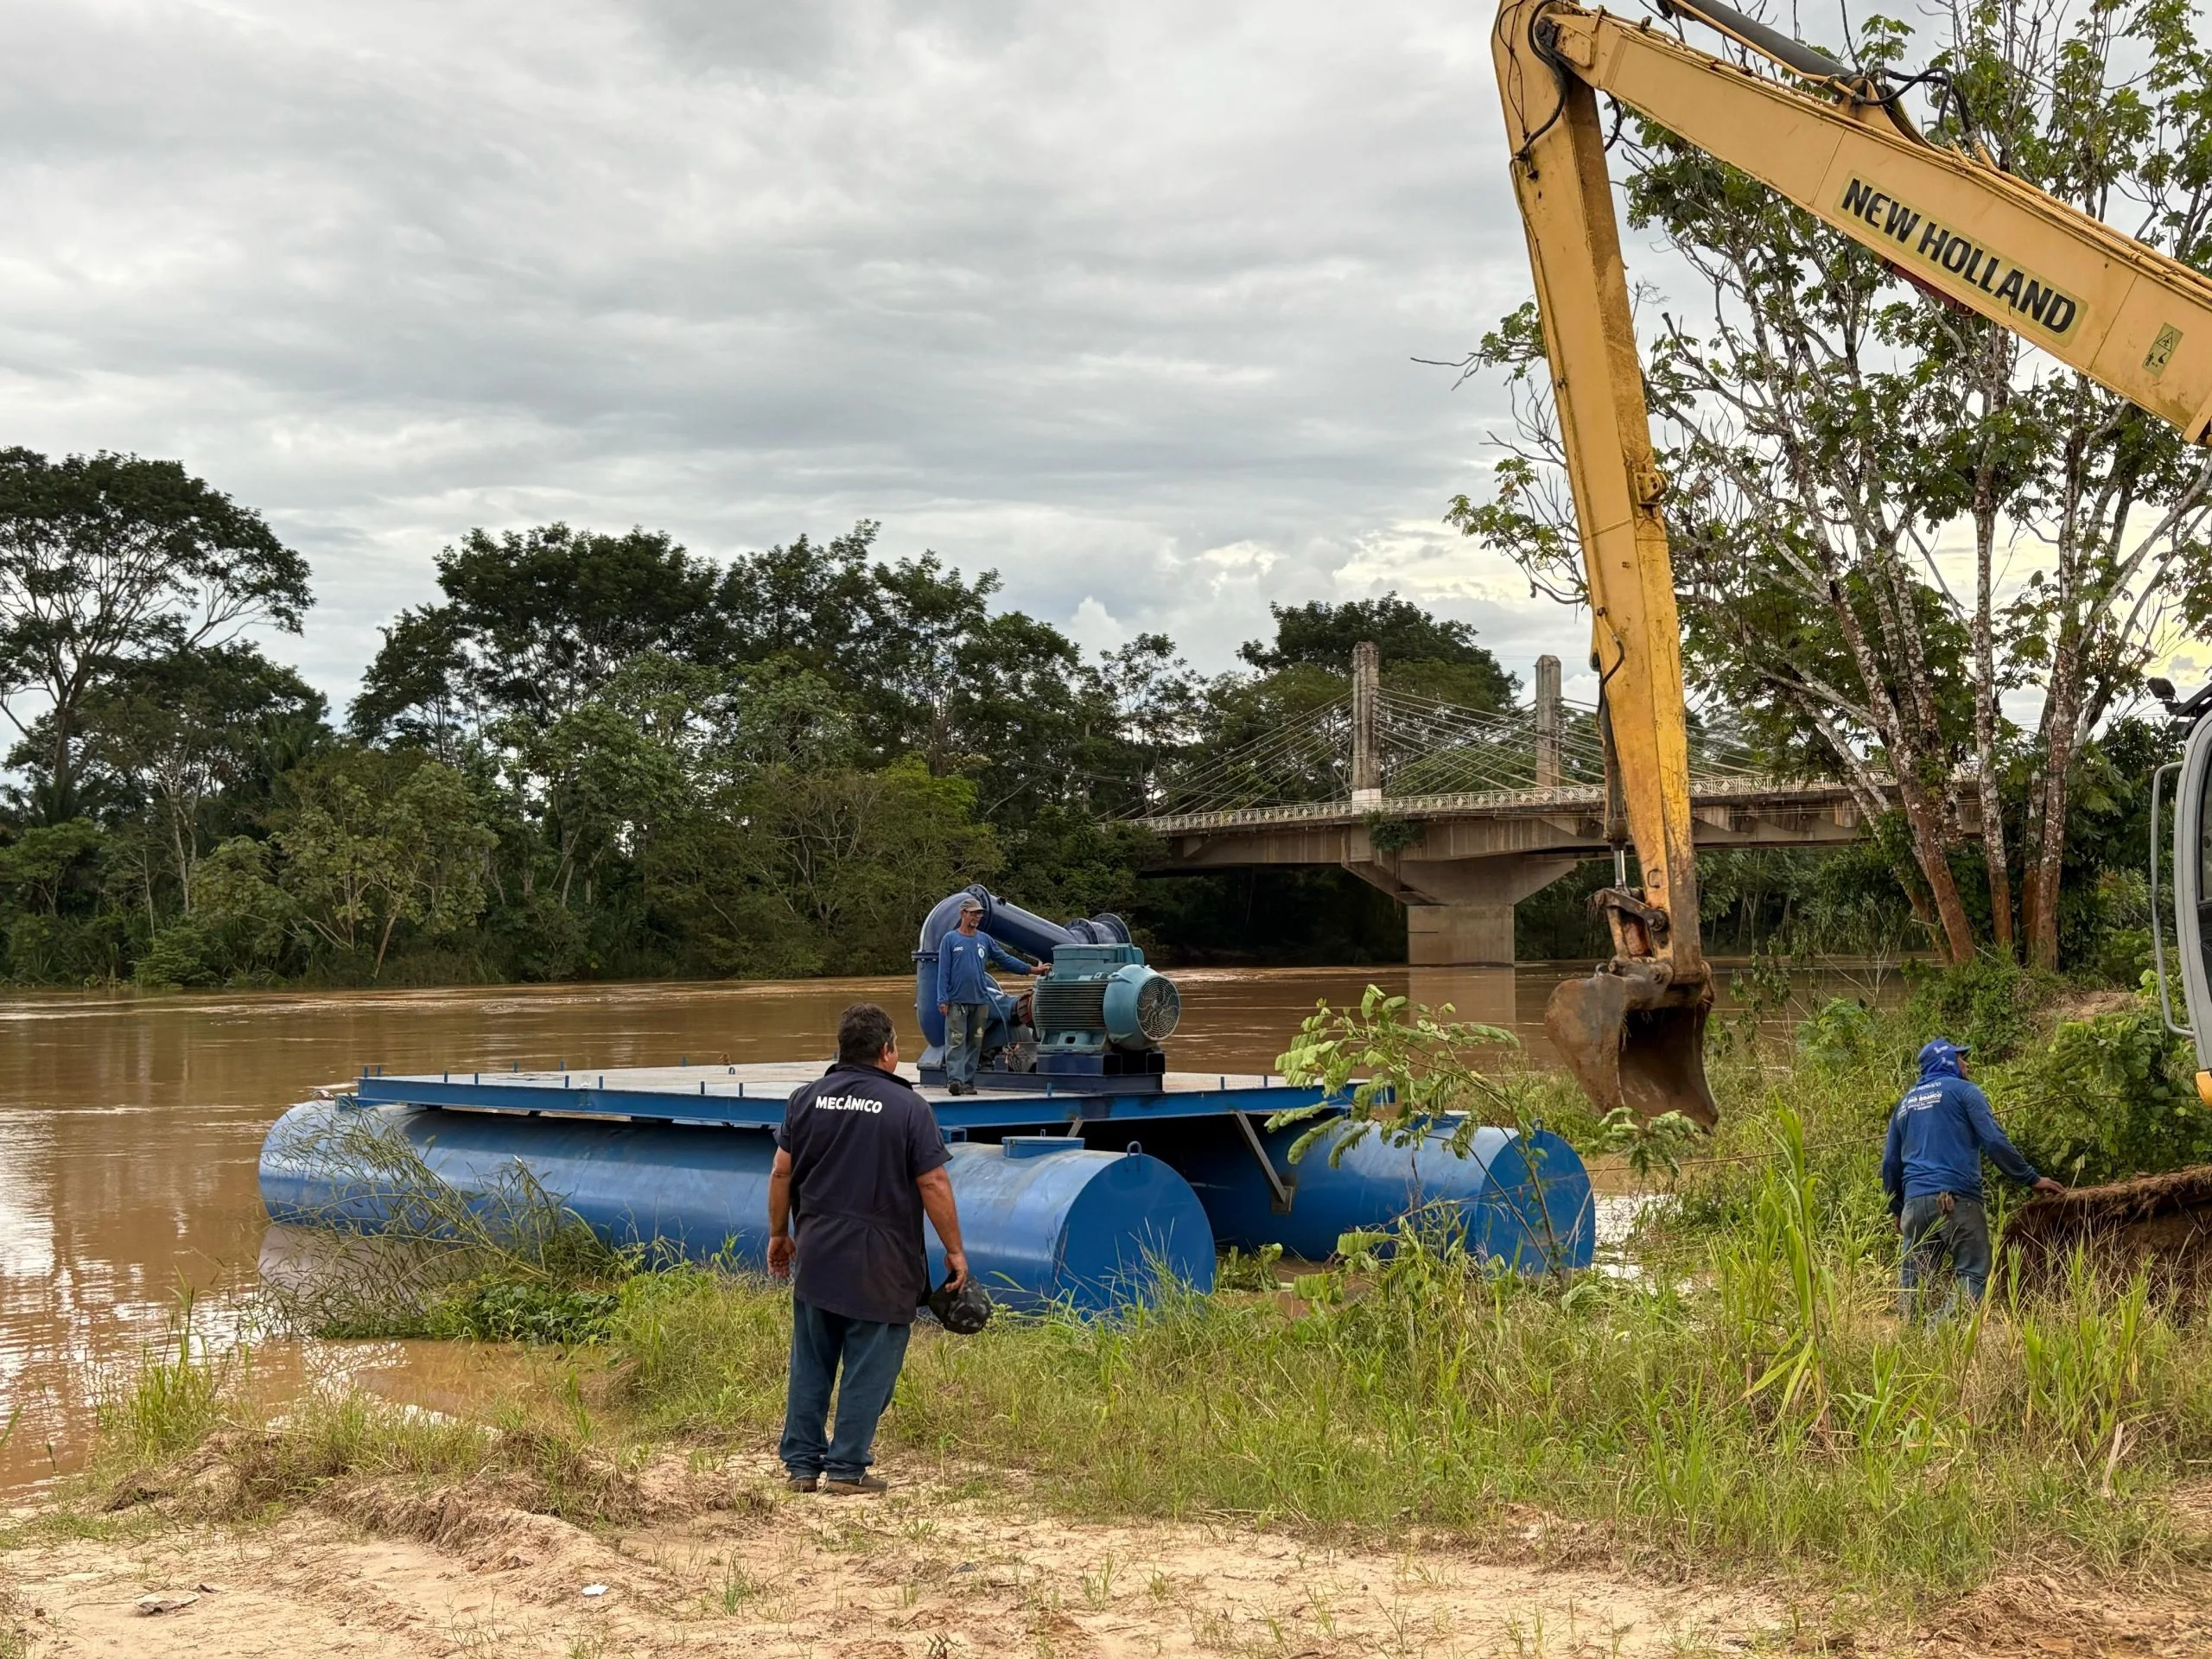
[8, 972, 2212, 1654]
[11, 1459, 2204, 1658]
[5, 1284, 2209, 1658]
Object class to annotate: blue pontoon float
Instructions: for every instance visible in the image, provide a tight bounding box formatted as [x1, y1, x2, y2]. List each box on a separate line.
[261, 888, 1594, 1312]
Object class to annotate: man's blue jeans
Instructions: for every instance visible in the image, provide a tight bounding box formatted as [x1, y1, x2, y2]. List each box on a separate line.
[944, 1001, 988, 1087]
[1899, 1193, 1991, 1321]
[779, 1298, 912, 1482]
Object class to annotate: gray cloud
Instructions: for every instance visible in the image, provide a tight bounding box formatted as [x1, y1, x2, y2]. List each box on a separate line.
[0, 0, 1599, 705]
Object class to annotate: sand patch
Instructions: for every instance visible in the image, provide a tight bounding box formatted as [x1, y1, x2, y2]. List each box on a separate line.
[3, 1459, 2202, 1657]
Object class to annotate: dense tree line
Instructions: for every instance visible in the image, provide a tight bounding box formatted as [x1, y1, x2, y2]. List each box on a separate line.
[0, 439, 2173, 988]
[0, 453, 1529, 984]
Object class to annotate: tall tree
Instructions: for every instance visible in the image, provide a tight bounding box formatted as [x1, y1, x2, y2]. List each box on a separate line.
[716, 522, 886, 672]
[77, 643, 327, 912]
[0, 449, 311, 820]
[249, 748, 498, 979]
[352, 524, 726, 735]
[1239, 593, 1519, 711]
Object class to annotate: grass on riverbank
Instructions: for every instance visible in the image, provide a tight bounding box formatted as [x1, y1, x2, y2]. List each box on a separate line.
[600, 1171, 2211, 1596]
[76, 977, 2212, 1606]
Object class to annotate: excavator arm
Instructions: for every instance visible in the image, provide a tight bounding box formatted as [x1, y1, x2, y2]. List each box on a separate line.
[1493, 0, 2212, 1127]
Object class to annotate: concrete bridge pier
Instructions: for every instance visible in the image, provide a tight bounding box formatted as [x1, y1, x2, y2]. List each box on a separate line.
[1343, 849, 1581, 966]
[1335, 647, 1577, 964]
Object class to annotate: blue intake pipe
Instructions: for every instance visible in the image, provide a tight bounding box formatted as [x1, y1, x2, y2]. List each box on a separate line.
[261, 1098, 1214, 1313]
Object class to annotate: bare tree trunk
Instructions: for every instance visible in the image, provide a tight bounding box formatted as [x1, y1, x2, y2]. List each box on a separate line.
[169, 810, 195, 917]
[1971, 477, 2012, 957]
[2026, 631, 2086, 969]
[1895, 769, 1978, 963]
[1802, 550, 1978, 963]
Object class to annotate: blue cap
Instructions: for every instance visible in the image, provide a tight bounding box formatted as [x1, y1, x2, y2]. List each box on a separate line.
[1916, 1037, 1971, 1074]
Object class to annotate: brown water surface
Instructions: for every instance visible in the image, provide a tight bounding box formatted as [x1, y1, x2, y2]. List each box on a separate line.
[0, 961, 1899, 1492]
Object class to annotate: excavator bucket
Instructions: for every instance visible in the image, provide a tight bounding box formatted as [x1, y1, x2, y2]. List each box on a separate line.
[1545, 966, 1718, 1130]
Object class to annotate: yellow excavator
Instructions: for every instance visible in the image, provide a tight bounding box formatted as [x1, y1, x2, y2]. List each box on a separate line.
[1493, 0, 2212, 1129]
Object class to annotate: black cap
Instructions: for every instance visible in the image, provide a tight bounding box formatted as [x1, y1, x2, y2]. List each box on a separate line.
[926, 1276, 993, 1335]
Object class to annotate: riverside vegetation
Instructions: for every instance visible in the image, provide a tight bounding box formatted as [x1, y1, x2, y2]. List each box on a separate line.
[48, 965, 2212, 1622]
[0, 447, 2181, 989]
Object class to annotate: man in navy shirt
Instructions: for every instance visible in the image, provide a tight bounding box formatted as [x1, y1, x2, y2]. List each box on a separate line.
[935, 896, 1045, 1095]
[1882, 1037, 2064, 1319]
[768, 1003, 969, 1495]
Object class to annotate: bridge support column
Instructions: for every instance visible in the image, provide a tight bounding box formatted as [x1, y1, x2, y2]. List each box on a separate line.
[1408, 901, 1518, 966]
[1342, 849, 1582, 967]
[1535, 655, 1562, 787]
[1351, 640, 1382, 810]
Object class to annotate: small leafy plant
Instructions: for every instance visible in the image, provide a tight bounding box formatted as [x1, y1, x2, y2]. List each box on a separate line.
[1269, 984, 1520, 1166]
[1213, 1242, 1285, 1293]
[1599, 1105, 1702, 1185]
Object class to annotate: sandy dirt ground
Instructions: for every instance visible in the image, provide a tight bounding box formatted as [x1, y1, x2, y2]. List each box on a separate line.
[1, 1455, 2205, 1659]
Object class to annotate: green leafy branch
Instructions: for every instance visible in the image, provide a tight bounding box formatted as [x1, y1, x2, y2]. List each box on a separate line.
[1268, 984, 1522, 1167]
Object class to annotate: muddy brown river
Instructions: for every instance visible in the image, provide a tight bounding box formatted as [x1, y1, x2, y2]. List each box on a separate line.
[0, 963, 1893, 1493]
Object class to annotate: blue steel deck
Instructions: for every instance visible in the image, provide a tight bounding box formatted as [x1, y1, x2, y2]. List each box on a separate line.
[350, 1063, 1329, 1133]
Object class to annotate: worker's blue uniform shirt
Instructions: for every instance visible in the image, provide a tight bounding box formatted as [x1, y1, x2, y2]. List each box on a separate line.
[778, 1060, 950, 1324]
[1881, 1042, 2042, 1216]
[937, 930, 1030, 1006]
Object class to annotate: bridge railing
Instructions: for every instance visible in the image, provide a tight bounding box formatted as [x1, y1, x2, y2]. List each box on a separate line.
[1135, 672, 1777, 825]
[1135, 774, 1861, 836]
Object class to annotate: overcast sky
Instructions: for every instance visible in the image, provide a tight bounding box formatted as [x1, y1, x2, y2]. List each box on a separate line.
[0, 0, 1631, 715]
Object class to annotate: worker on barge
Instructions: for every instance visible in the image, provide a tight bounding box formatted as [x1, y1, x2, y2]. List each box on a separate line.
[936, 895, 1045, 1096]
[767, 1003, 968, 1496]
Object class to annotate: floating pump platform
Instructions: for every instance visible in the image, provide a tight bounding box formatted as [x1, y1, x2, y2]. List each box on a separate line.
[263, 1063, 1594, 1313]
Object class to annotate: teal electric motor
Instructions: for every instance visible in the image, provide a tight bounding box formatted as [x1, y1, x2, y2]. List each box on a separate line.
[1030, 942, 1181, 1088]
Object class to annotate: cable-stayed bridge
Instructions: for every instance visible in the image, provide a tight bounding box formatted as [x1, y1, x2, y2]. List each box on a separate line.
[1131, 650, 1877, 964]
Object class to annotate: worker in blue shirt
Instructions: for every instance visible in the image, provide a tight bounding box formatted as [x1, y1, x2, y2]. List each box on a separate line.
[1881, 1037, 2064, 1319]
[936, 897, 1045, 1095]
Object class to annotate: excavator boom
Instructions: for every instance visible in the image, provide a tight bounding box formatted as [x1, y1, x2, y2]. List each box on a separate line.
[1493, 0, 2212, 1127]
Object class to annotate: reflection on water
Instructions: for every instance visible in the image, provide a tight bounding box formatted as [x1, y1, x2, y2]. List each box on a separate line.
[0, 961, 1900, 1491]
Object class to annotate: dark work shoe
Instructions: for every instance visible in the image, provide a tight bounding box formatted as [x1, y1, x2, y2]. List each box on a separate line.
[823, 1474, 887, 1497]
[787, 1471, 820, 1492]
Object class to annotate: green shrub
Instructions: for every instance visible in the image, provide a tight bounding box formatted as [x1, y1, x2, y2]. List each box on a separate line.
[1991, 993, 2211, 1185]
[425, 1277, 622, 1344]
[1798, 995, 1880, 1068]
[1214, 1243, 1284, 1292]
[1904, 958, 2053, 1060]
[134, 918, 227, 988]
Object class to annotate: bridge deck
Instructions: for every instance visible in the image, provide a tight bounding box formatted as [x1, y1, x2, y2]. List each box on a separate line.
[1135, 775, 1861, 836]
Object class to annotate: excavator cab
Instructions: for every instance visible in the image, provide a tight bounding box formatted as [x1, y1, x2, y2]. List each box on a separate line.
[2151, 680, 2212, 1101]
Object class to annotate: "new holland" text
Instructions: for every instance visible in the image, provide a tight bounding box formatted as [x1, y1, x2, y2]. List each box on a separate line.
[1840, 176, 2080, 338]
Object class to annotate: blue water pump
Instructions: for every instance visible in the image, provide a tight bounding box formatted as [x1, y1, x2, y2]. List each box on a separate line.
[1031, 942, 1180, 1082]
[913, 886, 1179, 1090]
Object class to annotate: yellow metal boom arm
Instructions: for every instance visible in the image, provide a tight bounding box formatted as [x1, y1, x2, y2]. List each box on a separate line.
[1492, 0, 2212, 1125]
